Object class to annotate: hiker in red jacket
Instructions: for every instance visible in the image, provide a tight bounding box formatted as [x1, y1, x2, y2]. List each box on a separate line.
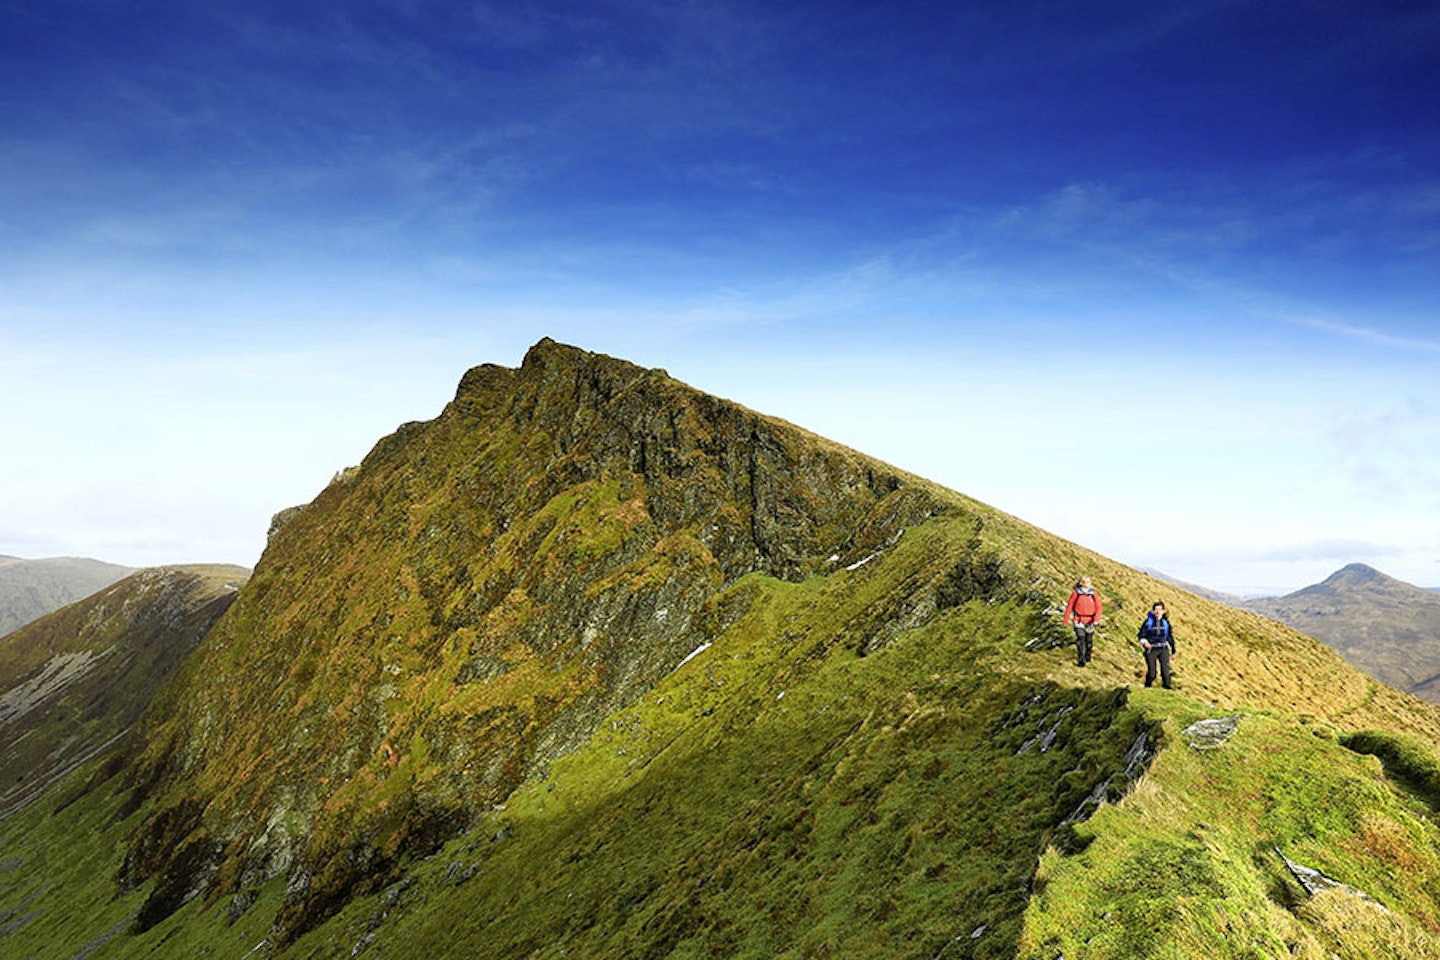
[1063, 576, 1103, 666]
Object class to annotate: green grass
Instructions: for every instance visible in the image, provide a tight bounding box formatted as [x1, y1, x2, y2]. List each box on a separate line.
[1341, 728, 1440, 811]
[11, 343, 1440, 960]
[1019, 707, 1440, 959]
[279, 583, 1146, 959]
[0, 771, 145, 958]
[9, 519, 1440, 959]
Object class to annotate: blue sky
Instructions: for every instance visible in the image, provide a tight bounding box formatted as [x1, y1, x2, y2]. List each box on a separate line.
[3, 0, 1438, 596]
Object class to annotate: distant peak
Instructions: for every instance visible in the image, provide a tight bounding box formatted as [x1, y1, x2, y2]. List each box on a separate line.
[1341, 562, 1380, 574]
[1267, 562, 1431, 602]
[1326, 563, 1385, 583]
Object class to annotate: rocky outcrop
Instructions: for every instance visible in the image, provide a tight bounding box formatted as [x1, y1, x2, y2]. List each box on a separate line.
[1277, 848, 1385, 906]
[1183, 715, 1242, 749]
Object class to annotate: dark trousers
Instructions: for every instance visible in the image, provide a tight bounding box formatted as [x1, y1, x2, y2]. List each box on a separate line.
[1073, 623, 1095, 665]
[1144, 645, 1172, 688]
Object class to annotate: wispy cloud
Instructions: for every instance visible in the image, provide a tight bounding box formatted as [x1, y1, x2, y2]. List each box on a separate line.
[1292, 317, 1440, 354]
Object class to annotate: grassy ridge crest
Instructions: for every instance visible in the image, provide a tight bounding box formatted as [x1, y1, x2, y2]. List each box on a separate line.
[5, 341, 1440, 958]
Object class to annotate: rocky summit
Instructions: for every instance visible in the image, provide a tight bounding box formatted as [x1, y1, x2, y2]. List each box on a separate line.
[7, 340, 1440, 959]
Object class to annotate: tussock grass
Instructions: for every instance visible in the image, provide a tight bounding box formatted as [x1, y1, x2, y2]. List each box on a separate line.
[1019, 710, 1440, 959]
[1342, 728, 1440, 810]
[1296, 888, 1440, 960]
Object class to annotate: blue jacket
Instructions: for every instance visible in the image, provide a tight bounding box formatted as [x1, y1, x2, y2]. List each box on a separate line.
[1138, 613, 1175, 651]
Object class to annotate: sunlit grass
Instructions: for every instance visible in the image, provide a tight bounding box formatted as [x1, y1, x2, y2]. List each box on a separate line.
[9, 344, 1440, 959]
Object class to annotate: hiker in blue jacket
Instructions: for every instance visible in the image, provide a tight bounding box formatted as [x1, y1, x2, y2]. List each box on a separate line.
[1137, 601, 1177, 689]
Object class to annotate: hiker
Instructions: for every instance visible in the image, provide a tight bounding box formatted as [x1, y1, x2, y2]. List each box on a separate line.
[1062, 576, 1103, 666]
[1137, 601, 1177, 689]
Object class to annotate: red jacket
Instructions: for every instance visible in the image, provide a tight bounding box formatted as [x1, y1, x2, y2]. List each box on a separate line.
[1064, 588, 1102, 625]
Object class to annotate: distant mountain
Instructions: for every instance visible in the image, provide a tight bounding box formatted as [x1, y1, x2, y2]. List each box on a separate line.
[7, 342, 1440, 959]
[1246, 563, 1440, 705]
[1140, 567, 1251, 606]
[0, 564, 248, 817]
[0, 555, 134, 636]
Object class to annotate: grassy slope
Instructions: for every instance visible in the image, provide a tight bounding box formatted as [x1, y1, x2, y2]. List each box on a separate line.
[112, 344, 958, 942]
[296, 502, 1440, 960]
[1021, 707, 1440, 960]
[6, 348, 1440, 958]
[7, 504, 1438, 960]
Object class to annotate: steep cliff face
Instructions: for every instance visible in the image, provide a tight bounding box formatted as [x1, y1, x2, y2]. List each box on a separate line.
[0, 565, 246, 818]
[122, 339, 956, 937]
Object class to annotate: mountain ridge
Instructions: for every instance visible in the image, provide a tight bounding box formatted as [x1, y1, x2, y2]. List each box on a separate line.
[6, 340, 1440, 959]
[119, 337, 961, 940]
[0, 555, 134, 637]
[0, 563, 248, 819]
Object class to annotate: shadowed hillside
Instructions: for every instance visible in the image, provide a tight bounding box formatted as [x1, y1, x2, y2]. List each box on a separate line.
[0, 555, 134, 637]
[4, 341, 1440, 960]
[1248, 564, 1440, 705]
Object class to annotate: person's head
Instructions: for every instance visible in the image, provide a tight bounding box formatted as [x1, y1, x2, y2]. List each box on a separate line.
[1078, 576, 1093, 590]
[1152, 601, 1167, 618]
